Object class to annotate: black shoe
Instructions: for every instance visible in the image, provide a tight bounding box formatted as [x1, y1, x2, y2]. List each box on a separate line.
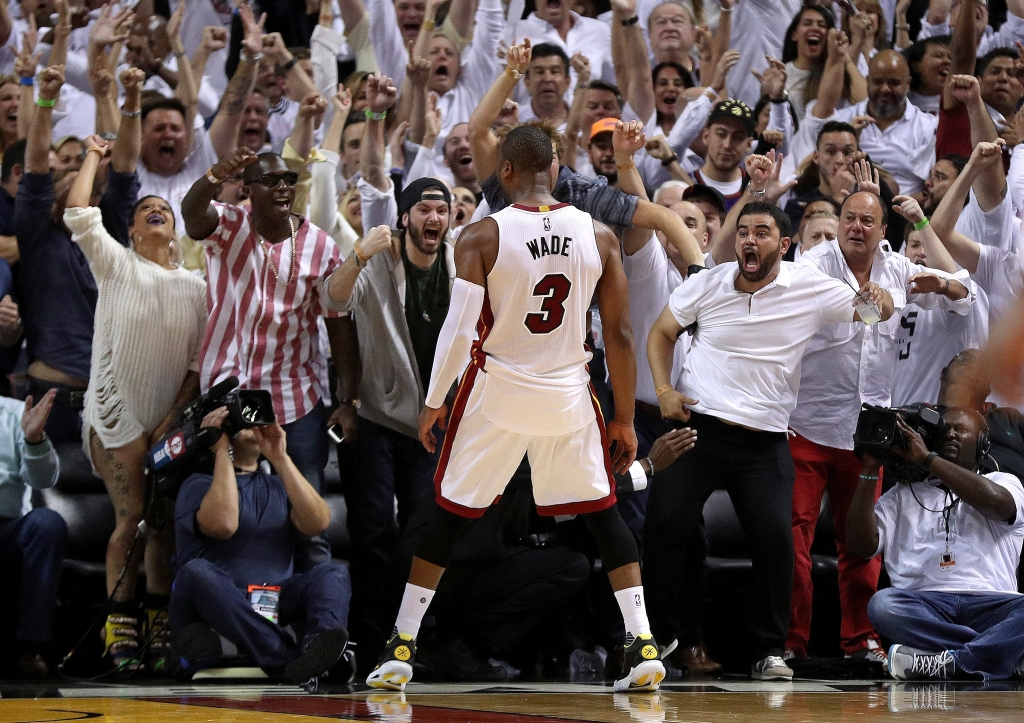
[366, 633, 417, 691]
[614, 634, 666, 692]
[172, 622, 224, 682]
[286, 628, 350, 686]
[417, 638, 512, 682]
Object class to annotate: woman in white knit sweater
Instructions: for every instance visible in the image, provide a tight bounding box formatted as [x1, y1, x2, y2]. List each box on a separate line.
[64, 122, 207, 673]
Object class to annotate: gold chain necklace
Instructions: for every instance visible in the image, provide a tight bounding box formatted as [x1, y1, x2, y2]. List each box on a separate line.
[256, 215, 297, 285]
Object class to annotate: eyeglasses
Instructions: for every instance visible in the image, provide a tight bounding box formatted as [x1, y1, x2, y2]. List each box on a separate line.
[252, 172, 299, 188]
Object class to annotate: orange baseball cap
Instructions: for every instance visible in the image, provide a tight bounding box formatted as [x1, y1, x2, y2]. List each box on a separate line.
[589, 117, 618, 140]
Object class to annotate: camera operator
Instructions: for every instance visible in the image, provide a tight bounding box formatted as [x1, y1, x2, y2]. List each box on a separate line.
[847, 409, 1024, 681]
[169, 407, 350, 686]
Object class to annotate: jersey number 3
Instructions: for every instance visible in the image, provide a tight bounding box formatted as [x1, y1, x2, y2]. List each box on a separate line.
[524, 273, 572, 334]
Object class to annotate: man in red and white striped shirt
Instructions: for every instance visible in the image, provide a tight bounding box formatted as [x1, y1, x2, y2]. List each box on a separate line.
[183, 148, 343, 568]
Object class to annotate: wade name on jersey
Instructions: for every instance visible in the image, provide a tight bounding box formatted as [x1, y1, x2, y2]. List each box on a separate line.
[526, 234, 572, 260]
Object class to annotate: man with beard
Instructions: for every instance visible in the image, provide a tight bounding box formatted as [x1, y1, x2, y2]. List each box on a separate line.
[442, 123, 479, 199]
[587, 118, 620, 187]
[181, 147, 346, 571]
[691, 100, 754, 211]
[917, 154, 968, 215]
[645, 200, 895, 681]
[324, 72, 459, 667]
[786, 190, 972, 664]
[803, 49, 937, 196]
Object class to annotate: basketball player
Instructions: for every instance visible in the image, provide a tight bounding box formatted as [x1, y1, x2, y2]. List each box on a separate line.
[366, 125, 666, 693]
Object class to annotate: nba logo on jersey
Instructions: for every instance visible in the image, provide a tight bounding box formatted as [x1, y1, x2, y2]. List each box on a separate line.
[544, 217, 551, 231]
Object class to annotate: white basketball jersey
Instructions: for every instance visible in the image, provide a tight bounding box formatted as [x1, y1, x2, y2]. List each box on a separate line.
[482, 203, 603, 388]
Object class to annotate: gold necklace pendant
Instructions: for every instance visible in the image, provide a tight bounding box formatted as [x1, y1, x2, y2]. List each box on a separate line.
[258, 216, 297, 285]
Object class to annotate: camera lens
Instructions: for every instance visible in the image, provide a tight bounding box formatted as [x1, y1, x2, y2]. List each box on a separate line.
[866, 418, 894, 445]
[240, 401, 260, 423]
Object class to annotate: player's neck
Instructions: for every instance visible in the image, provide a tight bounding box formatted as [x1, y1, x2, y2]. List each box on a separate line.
[509, 182, 558, 207]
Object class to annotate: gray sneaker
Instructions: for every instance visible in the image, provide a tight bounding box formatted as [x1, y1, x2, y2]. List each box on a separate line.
[887, 645, 957, 681]
[751, 655, 793, 681]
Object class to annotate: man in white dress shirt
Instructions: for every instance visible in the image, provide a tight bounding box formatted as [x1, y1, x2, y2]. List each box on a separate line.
[799, 50, 937, 196]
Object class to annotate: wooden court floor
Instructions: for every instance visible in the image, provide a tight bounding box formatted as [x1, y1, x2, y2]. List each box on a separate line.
[1, 679, 1023, 722]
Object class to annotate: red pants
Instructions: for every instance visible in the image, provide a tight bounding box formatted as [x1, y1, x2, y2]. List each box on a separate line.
[787, 433, 882, 656]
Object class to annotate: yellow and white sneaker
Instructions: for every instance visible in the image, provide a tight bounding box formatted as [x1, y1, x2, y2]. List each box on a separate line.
[613, 634, 665, 692]
[366, 633, 417, 691]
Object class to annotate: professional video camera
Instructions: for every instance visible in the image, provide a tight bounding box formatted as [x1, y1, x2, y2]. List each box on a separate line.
[146, 376, 275, 499]
[853, 403, 947, 483]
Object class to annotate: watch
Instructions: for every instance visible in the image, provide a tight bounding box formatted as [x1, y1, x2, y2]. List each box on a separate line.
[749, 187, 767, 197]
[687, 264, 707, 277]
[769, 90, 789, 103]
[338, 398, 362, 410]
[923, 451, 939, 470]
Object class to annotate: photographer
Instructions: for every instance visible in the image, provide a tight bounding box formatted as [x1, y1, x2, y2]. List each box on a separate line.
[169, 407, 350, 686]
[847, 409, 1024, 681]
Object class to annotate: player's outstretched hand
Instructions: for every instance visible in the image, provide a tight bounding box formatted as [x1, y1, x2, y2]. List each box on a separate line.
[419, 403, 449, 453]
[606, 419, 637, 474]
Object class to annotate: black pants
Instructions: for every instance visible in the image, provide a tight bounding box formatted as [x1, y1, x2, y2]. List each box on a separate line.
[431, 547, 590, 656]
[634, 407, 711, 647]
[643, 412, 795, 661]
[345, 417, 440, 645]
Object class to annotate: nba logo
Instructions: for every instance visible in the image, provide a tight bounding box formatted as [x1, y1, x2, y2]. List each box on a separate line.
[543, 217, 551, 231]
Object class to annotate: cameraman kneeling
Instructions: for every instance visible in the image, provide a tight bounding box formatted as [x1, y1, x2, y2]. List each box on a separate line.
[169, 408, 350, 685]
[847, 409, 1024, 681]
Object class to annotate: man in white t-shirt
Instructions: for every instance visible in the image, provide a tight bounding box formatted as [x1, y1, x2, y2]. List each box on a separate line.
[848, 408, 1024, 681]
[690, 100, 752, 212]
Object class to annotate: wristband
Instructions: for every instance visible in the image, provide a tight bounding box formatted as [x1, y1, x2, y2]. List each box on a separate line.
[859, 473, 879, 481]
[504, 66, 523, 80]
[240, 51, 264, 64]
[687, 264, 707, 277]
[20, 76, 34, 86]
[35, 97, 56, 108]
[86, 145, 105, 156]
[280, 56, 298, 73]
[364, 109, 387, 121]
[25, 432, 49, 447]
[655, 384, 674, 397]
[616, 162, 635, 171]
[913, 217, 930, 230]
[121, 108, 141, 118]
[749, 187, 766, 197]
[660, 153, 679, 167]
[205, 168, 224, 185]
[645, 456, 655, 477]
[620, 15, 639, 26]
[422, 19, 435, 31]
[923, 451, 939, 470]
[719, 6, 732, 11]
[353, 243, 369, 268]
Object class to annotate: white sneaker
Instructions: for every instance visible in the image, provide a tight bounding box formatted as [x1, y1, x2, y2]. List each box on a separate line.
[751, 655, 794, 681]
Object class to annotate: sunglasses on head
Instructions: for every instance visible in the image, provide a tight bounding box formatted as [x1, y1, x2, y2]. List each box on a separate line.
[251, 172, 300, 188]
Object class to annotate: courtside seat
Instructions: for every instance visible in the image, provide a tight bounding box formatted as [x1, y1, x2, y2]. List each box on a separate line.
[702, 490, 841, 666]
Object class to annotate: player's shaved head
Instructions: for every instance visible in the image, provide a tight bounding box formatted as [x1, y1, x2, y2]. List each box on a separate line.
[498, 125, 555, 175]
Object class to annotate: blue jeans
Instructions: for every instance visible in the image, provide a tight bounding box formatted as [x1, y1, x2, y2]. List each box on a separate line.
[0, 509, 67, 642]
[282, 401, 331, 571]
[169, 557, 351, 673]
[869, 587, 1024, 679]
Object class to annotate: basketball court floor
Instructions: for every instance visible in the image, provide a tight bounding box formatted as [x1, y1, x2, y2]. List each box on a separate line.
[1, 677, 1022, 722]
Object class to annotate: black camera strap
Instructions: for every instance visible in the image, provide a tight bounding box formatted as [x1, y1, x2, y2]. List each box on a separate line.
[908, 482, 960, 568]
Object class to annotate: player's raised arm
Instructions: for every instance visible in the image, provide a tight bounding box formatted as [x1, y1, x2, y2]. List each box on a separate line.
[593, 220, 638, 473]
[418, 218, 496, 452]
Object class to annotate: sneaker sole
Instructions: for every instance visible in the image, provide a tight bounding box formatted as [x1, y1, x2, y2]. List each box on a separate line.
[366, 660, 413, 691]
[888, 644, 906, 680]
[750, 670, 794, 681]
[613, 660, 666, 692]
[285, 628, 349, 685]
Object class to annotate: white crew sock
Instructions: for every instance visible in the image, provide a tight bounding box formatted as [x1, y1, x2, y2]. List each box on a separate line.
[614, 586, 652, 641]
[394, 583, 436, 639]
